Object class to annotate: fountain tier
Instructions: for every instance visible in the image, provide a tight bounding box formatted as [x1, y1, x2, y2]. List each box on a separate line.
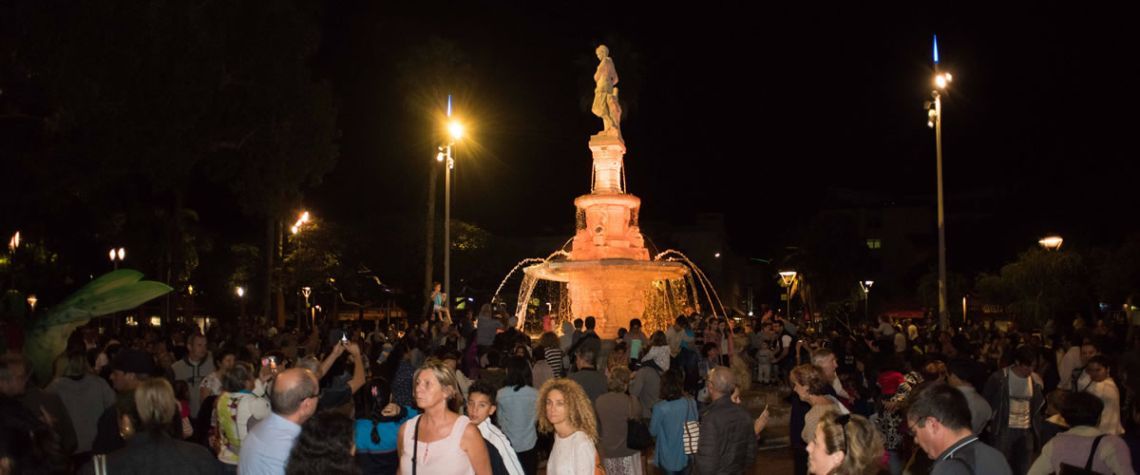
[522, 259, 688, 339]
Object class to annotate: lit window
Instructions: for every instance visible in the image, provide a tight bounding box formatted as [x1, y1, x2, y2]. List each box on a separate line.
[866, 239, 882, 250]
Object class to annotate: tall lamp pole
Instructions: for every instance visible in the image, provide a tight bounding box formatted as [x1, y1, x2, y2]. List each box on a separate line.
[779, 270, 797, 319]
[440, 96, 464, 315]
[926, 35, 953, 330]
[859, 280, 875, 321]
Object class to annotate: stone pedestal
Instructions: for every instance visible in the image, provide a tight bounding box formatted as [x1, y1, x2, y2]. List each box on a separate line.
[571, 135, 647, 261]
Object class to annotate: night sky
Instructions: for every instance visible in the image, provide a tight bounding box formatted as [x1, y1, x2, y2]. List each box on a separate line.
[303, 3, 1137, 276]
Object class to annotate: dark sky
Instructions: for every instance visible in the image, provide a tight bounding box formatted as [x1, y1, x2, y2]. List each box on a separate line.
[308, 3, 1138, 271]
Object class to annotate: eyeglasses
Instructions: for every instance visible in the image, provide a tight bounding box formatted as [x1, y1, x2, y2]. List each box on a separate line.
[836, 414, 852, 455]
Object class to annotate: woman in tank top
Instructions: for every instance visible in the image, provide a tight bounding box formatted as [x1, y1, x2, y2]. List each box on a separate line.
[397, 360, 491, 474]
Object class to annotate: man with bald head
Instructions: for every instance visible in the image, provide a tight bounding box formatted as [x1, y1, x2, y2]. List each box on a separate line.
[239, 368, 319, 475]
[695, 366, 756, 474]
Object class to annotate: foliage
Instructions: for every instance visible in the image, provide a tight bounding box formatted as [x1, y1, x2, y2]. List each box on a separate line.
[24, 270, 171, 383]
[785, 211, 874, 306]
[917, 271, 970, 322]
[973, 248, 1092, 327]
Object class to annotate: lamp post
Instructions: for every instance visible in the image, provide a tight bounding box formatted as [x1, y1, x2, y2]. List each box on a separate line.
[1039, 235, 1064, 251]
[779, 270, 797, 319]
[859, 280, 875, 321]
[440, 100, 464, 317]
[109, 247, 125, 270]
[236, 286, 246, 319]
[26, 294, 37, 314]
[301, 286, 312, 329]
[1034, 235, 1063, 323]
[926, 35, 953, 331]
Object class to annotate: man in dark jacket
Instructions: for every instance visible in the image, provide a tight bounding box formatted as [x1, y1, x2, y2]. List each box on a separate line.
[982, 345, 1044, 475]
[695, 366, 755, 475]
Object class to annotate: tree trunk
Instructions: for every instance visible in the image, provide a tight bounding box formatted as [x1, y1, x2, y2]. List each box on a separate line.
[264, 216, 275, 325]
[424, 160, 438, 299]
[276, 219, 286, 328]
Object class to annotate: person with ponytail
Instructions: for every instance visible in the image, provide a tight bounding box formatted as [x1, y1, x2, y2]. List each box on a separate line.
[354, 378, 417, 475]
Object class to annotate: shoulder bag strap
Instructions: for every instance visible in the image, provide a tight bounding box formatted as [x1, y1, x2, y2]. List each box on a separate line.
[413, 416, 422, 475]
[1084, 434, 1107, 471]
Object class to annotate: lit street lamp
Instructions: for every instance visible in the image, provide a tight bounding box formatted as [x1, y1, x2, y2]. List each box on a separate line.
[925, 34, 953, 331]
[290, 210, 311, 235]
[1039, 235, 1064, 251]
[236, 286, 246, 318]
[7, 231, 19, 253]
[26, 294, 37, 314]
[779, 270, 797, 319]
[859, 280, 874, 321]
[109, 247, 126, 270]
[440, 96, 465, 317]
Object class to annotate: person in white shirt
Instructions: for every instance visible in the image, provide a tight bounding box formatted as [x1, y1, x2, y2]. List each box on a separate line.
[1082, 355, 1125, 435]
[1072, 340, 1102, 392]
[1056, 333, 1083, 391]
[467, 382, 524, 475]
[947, 359, 992, 435]
[538, 378, 599, 475]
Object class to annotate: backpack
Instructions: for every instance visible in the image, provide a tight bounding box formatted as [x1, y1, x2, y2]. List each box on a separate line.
[1058, 435, 1107, 475]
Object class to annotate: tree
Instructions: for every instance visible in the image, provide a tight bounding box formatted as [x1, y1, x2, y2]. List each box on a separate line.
[199, 1, 339, 326]
[973, 248, 1092, 327]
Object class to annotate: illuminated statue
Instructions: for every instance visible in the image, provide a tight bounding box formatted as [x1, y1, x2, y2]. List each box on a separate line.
[591, 45, 622, 138]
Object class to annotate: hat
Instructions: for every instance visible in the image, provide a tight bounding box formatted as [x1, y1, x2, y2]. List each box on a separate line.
[112, 348, 156, 375]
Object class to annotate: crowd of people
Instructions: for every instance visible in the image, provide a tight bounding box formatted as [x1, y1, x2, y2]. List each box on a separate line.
[2, 302, 1140, 475]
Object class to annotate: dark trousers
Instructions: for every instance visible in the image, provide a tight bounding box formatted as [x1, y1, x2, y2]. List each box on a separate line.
[516, 447, 537, 475]
[995, 428, 1035, 475]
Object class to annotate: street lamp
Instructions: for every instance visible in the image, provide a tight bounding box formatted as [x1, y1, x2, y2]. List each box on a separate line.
[779, 270, 797, 319]
[109, 247, 126, 270]
[859, 280, 874, 321]
[7, 231, 18, 253]
[925, 34, 953, 331]
[440, 98, 464, 317]
[236, 286, 246, 318]
[1038, 235, 1064, 251]
[26, 294, 37, 314]
[291, 210, 311, 235]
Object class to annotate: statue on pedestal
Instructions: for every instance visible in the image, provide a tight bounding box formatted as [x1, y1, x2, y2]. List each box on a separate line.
[591, 45, 622, 138]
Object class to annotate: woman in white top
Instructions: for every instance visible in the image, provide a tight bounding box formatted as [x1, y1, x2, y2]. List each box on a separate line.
[791, 364, 849, 444]
[397, 359, 491, 475]
[1082, 355, 1125, 435]
[537, 378, 600, 475]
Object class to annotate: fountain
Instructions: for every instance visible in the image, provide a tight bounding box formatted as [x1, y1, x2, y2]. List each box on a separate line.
[498, 44, 723, 339]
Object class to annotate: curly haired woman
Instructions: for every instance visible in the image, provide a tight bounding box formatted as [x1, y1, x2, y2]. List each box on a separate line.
[536, 379, 599, 475]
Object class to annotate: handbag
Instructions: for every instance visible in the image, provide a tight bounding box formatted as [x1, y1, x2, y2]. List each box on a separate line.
[682, 398, 700, 455]
[626, 396, 652, 451]
[1058, 435, 1107, 475]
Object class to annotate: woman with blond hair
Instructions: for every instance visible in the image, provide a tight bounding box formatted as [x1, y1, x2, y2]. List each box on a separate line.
[791, 364, 849, 447]
[806, 412, 885, 475]
[397, 359, 491, 475]
[537, 378, 600, 475]
[83, 378, 220, 474]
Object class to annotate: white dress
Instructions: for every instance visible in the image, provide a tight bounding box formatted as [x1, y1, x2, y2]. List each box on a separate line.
[548, 431, 596, 475]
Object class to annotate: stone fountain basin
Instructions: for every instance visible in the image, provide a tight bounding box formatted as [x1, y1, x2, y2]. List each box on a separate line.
[522, 258, 688, 282]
